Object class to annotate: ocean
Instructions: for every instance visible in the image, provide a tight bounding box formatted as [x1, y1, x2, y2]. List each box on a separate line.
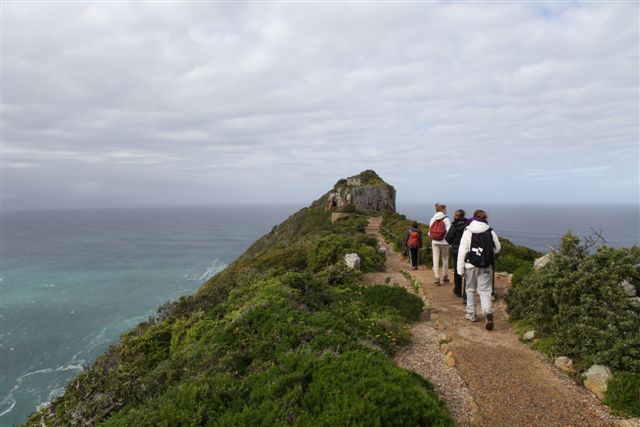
[1, 203, 638, 425]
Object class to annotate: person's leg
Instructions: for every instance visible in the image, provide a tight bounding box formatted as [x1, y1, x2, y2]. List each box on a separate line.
[441, 245, 450, 282]
[465, 267, 478, 320]
[411, 248, 418, 268]
[477, 267, 494, 329]
[432, 243, 441, 283]
[452, 250, 462, 296]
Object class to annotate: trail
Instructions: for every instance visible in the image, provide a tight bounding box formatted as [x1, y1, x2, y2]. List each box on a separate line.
[364, 217, 632, 427]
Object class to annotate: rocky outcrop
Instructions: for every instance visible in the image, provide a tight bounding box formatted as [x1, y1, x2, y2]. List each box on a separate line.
[326, 171, 396, 213]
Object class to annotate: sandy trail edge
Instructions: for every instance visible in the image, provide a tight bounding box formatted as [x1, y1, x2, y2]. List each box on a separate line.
[363, 216, 636, 427]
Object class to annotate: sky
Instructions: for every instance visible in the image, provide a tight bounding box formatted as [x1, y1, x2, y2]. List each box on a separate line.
[1, 1, 639, 210]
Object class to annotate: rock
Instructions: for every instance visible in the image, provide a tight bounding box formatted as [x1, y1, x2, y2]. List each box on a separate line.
[344, 253, 361, 270]
[523, 330, 536, 341]
[620, 279, 637, 297]
[445, 352, 456, 367]
[554, 356, 575, 372]
[377, 243, 388, 254]
[534, 253, 552, 269]
[582, 365, 613, 400]
[631, 297, 640, 305]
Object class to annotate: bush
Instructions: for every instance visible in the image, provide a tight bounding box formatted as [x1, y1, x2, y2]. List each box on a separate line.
[308, 234, 385, 272]
[604, 372, 640, 417]
[362, 285, 424, 322]
[508, 232, 640, 374]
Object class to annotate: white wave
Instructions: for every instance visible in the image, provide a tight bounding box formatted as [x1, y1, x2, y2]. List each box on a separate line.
[0, 363, 85, 418]
[0, 398, 16, 417]
[199, 258, 227, 282]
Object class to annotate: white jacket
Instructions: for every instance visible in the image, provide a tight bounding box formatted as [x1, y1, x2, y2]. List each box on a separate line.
[456, 220, 501, 274]
[429, 212, 452, 245]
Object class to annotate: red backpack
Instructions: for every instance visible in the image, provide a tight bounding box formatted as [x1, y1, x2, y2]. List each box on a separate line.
[407, 230, 421, 249]
[429, 218, 447, 241]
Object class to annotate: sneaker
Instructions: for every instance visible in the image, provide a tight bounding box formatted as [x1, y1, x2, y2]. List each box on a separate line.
[434, 279, 441, 286]
[485, 313, 494, 331]
[443, 277, 450, 283]
[465, 313, 477, 322]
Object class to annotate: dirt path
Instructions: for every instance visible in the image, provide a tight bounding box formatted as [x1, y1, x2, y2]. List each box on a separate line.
[364, 217, 631, 427]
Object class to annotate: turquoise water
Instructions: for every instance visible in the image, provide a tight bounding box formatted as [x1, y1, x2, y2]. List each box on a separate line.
[1, 203, 638, 425]
[0, 205, 300, 426]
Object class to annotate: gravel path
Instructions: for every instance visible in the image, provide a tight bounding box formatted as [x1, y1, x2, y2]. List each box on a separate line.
[364, 217, 636, 427]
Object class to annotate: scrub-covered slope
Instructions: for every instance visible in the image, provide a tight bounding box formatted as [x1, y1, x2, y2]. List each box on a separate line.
[26, 171, 453, 426]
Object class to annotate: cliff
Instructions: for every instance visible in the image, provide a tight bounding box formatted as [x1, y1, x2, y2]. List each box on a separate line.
[326, 170, 396, 213]
[25, 171, 453, 426]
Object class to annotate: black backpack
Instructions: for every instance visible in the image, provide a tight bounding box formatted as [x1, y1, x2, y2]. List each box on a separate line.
[465, 229, 495, 268]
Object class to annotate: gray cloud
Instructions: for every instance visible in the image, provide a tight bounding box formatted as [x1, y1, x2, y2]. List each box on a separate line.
[2, 2, 638, 209]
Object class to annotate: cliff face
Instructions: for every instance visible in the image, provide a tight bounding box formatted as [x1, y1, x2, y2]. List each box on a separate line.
[326, 171, 396, 213]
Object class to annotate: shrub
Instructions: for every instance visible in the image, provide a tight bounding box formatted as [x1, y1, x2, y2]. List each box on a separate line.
[362, 285, 423, 322]
[508, 232, 640, 374]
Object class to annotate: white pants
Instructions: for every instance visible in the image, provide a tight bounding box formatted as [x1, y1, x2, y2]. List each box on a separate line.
[465, 266, 493, 316]
[432, 243, 449, 279]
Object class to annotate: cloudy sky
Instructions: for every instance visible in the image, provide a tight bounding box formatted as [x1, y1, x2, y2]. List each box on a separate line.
[2, 1, 638, 210]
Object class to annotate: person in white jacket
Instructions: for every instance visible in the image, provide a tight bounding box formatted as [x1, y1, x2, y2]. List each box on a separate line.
[457, 209, 501, 330]
[429, 203, 452, 285]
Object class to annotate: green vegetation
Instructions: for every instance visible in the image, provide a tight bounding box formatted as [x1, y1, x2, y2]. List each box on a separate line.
[604, 372, 640, 417]
[381, 212, 432, 267]
[507, 231, 640, 416]
[26, 175, 453, 426]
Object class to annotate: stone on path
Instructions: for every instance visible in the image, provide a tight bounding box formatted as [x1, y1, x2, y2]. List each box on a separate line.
[582, 365, 613, 400]
[344, 253, 361, 270]
[554, 356, 575, 372]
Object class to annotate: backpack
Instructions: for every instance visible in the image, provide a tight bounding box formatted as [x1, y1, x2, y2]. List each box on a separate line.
[429, 218, 447, 241]
[407, 230, 421, 249]
[465, 229, 496, 268]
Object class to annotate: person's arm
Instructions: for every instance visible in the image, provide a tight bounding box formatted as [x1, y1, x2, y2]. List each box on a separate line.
[457, 230, 470, 275]
[492, 231, 501, 254]
[444, 217, 452, 232]
[418, 230, 423, 248]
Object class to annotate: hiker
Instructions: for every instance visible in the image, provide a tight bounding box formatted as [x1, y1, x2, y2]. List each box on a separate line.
[445, 209, 468, 301]
[429, 203, 452, 285]
[404, 221, 423, 270]
[457, 209, 501, 330]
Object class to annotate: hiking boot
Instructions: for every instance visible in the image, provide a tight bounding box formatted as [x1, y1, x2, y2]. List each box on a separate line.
[443, 277, 450, 283]
[465, 313, 477, 322]
[485, 313, 494, 331]
[434, 279, 441, 286]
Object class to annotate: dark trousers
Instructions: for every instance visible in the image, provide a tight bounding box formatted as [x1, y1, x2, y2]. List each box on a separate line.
[408, 248, 419, 267]
[452, 249, 464, 298]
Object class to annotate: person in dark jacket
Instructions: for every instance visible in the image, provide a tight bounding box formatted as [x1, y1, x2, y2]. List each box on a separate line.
[404, 221, 423, 270]
[445, 209, 468, 300]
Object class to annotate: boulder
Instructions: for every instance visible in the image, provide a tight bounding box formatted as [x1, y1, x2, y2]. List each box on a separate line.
[620, 279, 637, 297]
[344, 253, 361, 270]
[554, 356, 575, 372]
[582, 365, 612, 400]
[523, 330, 536, 341]
[534, 253, 552, 269]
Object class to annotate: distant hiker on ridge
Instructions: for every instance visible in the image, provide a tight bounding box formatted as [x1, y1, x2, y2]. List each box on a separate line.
[445, 209, 468, 302]
[457, 209, 501, 330]
[404, 221, 423, 270]
[429, 203, 452, 285]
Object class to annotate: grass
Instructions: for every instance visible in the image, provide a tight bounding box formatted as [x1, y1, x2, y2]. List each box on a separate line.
[604, 372, 640, 418]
